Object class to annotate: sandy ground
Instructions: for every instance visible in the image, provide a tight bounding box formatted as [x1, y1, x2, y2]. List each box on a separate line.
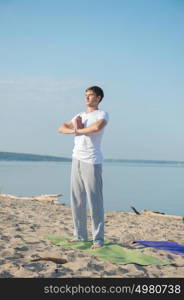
[0, 197, 184, 278]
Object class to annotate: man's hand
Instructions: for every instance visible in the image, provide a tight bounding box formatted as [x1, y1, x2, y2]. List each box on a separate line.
[58, 116, 83, 135]
[75, 116, 84, 130]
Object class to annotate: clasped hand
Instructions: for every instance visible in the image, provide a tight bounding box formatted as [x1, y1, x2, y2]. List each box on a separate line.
[74, 116, 84, 134]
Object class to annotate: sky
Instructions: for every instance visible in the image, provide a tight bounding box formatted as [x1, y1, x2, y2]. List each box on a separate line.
[0, 0, 184, 161]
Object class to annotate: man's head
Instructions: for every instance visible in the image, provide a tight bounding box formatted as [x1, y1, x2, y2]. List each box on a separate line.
[85, 86, 104, 107]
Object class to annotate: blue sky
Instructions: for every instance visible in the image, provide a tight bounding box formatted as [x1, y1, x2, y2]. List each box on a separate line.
[0, 0, 184, 160]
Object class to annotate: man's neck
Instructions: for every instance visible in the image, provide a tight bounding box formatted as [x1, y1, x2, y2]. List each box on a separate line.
[86, 106, 99, 113]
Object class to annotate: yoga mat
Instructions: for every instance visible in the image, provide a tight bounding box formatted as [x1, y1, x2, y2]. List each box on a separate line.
[46, 236, 168, 266]
[134, 240, 184, 255]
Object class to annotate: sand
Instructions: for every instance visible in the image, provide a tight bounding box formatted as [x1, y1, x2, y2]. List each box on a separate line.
[0, 196, 184, 278]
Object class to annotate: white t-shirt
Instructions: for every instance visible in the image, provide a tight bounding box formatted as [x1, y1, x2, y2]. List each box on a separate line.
[71, 110, 109, 164]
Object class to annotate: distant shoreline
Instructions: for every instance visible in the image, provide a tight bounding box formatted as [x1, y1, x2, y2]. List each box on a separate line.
[0, 151, 184, 166]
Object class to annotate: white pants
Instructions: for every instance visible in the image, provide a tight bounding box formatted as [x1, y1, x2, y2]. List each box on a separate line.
[70, 158, 104, 245]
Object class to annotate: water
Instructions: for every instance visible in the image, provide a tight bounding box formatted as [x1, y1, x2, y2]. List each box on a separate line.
[0, 161, 184, 216]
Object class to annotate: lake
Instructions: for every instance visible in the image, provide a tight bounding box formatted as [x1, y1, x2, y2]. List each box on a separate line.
[0, 160, 184, 216]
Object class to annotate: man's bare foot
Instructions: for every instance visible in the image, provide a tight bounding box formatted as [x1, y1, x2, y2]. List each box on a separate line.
[68, 238, 87, 243]
[68, 239, 80, 243]
[91, 244, 102, 249]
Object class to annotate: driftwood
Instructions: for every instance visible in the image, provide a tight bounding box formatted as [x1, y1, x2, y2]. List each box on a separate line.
[142, 210, 184, 221]
[0, 193, 63, 204]
[130, 206, 140, 215]
[31, 256, 67, 264]
[130, 206, 183, 221]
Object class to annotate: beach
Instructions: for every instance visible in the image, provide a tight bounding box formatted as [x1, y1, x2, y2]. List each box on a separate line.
[0, 196, 184, 278]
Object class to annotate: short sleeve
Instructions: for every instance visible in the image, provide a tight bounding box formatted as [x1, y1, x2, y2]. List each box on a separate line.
[98, 111, 109, 123]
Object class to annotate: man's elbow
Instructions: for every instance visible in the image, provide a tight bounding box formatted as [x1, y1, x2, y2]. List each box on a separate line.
[58, 124, 65, 133]
[92, 126, 102, 133]
[91, 125, 98, 132]
[96, 121, 107, 132]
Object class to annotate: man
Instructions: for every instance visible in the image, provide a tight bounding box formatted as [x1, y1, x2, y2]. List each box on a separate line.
[58, 86, 109, 249]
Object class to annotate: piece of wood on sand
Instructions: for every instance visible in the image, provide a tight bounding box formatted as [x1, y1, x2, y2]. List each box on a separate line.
[0, 193, 63, 204]
[130, 206, 140, 215]
[31, 256, 67, 264]
[130, 206, 184, 221]
[142, 209, 184, 221]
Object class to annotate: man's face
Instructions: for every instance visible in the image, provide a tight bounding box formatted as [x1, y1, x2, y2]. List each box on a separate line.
[85, 90, 100, 107]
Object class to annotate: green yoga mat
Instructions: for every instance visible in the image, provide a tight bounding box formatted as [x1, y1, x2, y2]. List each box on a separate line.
[46, 236, 168, 266]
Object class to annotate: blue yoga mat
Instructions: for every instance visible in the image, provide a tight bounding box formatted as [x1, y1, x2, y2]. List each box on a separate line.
[134, 241, 184, 255]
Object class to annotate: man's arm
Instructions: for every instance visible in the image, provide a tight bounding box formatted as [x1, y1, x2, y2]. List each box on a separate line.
[58, 116, 84, 134]
[58, 121, 75, 134]
[76, 119, 107, 134]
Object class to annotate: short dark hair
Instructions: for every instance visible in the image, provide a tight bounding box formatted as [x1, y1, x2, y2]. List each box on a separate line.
[85, 86, 104, 103]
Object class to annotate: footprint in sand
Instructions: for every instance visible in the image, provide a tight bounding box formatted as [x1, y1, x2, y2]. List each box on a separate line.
[1, 250, 15, 258]
[0, 235, 10, 242]
[15, 246, 29, 251]
[0, 271, 14, 278]
[22, 262, 45, 272]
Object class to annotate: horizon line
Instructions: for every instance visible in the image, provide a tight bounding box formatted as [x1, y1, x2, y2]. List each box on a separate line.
[0, 151, 184, 164]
